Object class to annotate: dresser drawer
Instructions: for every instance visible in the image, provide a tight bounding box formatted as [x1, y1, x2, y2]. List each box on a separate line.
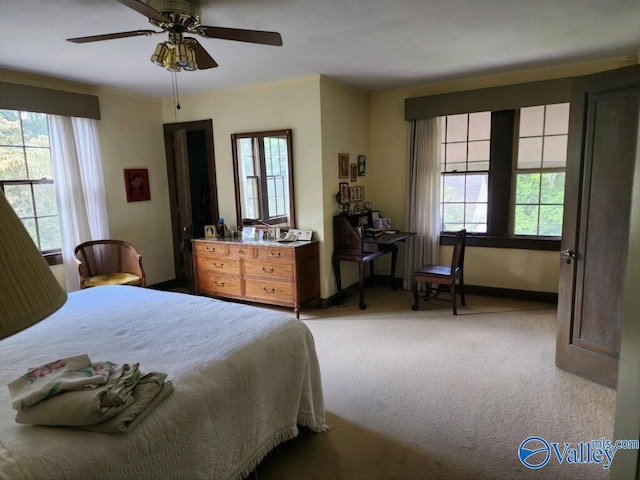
[245, 279, 294, 304]
[197, 274, 242, 297]
[228, 245, 256, 258]
[195, 256, 241, 275]
[194, 242, 228, 257]
[244, 260, 293, 281]
[255, 246, 293, 262]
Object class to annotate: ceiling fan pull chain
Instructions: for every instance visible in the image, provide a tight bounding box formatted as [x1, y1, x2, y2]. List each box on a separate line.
[171, 71, 181, 116]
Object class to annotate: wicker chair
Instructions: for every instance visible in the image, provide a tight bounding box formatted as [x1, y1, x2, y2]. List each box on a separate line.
[74, 239, 146, 289]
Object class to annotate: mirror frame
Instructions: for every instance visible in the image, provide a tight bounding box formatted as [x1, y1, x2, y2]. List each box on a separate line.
[231, 129, 295, 229]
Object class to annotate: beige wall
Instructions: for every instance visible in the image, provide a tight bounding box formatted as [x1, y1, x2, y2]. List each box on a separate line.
[0, 70, 174, 287]
[319, 77, 370, 294]
[160, 76, 331, 292]
[96, 89, 174, 285]
[160, 75, 371, 298]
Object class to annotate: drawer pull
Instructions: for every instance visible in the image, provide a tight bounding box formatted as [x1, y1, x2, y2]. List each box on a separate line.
[262, 267, 275, 273]
[214, 281, 225, 286]
[269, 251, 281, 257]
[212, 262, 224, 268]
[238, 249, 245, 255]
[206, 247, 216, 252]
[262, 287, 275, 293]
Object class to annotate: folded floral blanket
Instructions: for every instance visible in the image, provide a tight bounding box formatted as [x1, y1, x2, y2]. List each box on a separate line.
[15, 363, 141, 427]
[8, 355, 173, 434]
[8, 354, 115, 410]
[82, 373, 174, 434]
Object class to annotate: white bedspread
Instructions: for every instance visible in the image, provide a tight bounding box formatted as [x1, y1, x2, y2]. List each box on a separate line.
[0, 286, 326, 480]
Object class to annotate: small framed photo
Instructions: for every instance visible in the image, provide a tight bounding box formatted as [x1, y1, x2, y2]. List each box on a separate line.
[338, 153, 349, 179]
[242, 226, 257, 240]
[358, 155, 366, 176]
[350, 163, 358, 182]
[204, 225, 217, 238]
[349, 186, 357, 202]
[339, 182, 349, 203]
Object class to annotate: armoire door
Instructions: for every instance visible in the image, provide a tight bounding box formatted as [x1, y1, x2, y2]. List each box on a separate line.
[556, 65, 640, 388]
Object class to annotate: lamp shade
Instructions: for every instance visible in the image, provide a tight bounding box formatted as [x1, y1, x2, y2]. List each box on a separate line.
[0, 191, 67, 339]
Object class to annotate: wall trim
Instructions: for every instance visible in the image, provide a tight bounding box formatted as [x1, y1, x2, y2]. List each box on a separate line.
[464, 284, 558, 304]
[370, 275, 558, 304]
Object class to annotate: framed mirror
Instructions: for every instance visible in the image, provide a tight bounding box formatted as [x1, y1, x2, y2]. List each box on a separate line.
[231, 129, 295, 229]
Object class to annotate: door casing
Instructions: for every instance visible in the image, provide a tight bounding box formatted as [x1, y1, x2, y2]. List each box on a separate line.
[163, 119, 218, 289]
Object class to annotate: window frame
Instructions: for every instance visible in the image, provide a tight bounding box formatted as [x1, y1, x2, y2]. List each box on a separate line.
[440, 111, 491, 234]
[510, 104, 568, 238]
[439, 108, 563, 251]
[231, 129, 295, 228]
[0, 109, 62, 264]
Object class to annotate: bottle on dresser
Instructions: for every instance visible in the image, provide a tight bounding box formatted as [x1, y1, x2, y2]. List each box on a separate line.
[217, 218, 225, 238]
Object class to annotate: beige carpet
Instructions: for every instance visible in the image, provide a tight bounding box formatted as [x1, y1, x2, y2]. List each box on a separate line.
[255, 286, 616, 480]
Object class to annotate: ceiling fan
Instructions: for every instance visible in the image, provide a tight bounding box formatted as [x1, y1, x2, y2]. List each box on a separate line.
[66, 0, 283, 72]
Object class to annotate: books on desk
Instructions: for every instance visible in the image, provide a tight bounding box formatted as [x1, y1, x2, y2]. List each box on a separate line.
[363, 228, 384, 239]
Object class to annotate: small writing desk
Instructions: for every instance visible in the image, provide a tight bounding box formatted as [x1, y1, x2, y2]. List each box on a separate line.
[332, 213, 416, 310]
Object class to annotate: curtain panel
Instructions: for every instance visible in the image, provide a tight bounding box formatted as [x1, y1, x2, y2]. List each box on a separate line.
[48, 115, 110, 291]
[403, 117, 441, 290]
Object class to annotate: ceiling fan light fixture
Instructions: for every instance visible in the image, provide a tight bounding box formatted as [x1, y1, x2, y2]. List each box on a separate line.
[150, 42, 170, 66]
[163, 48, 181, 72]
[176, 42, 197, 71]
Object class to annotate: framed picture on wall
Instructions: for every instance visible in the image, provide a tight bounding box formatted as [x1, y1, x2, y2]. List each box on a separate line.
[339, 153, 350, 178]
[358, 155, 366, 176]
[339, 182, 349, 203]
[350, 185, 364, 201]
[350, 163, 358, 182]
[124, 168, 151, 202]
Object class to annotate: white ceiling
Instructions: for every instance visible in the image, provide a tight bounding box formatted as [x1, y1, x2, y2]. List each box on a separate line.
[1, 0, 639, 98]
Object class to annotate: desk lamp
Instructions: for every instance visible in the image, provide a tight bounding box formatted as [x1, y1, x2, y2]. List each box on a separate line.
[0, 190, 67, 339]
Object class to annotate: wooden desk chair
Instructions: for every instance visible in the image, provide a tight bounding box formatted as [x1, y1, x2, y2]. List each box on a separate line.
[411, 229, 466, 315]
[74, 239, 146, 289]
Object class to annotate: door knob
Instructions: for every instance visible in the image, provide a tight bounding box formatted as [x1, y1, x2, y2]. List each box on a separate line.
[561, 249, 576, 264]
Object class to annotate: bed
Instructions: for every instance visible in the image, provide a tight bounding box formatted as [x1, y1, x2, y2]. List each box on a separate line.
[0, 285, 326, 480]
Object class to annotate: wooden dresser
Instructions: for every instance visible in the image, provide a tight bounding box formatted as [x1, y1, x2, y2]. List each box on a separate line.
[192, 238, 320, 318]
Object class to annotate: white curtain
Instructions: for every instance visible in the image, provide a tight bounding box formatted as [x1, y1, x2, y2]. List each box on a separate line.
[403, 117, 442, 290]
[48, 115, 110, 292]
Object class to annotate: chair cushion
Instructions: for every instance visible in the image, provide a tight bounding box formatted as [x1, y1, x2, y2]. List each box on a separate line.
[414, 265, 452, 277]
[84, 273, 142, 288]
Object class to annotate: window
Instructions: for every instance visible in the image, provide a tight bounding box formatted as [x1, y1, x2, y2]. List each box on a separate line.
[438, 103, 569, 241]
[0, 110, 61, 253]
[232, 130, 293, 226]
[513, 104, 569, 236]
[440, 112, 491, 232]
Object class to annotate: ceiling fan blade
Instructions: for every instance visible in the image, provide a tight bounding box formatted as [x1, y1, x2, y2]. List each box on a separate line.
[66, 30, 160, 43]
[184, 38, 218, 69]
[116, 0, 172, 23]
[199, 26, 283, 46]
